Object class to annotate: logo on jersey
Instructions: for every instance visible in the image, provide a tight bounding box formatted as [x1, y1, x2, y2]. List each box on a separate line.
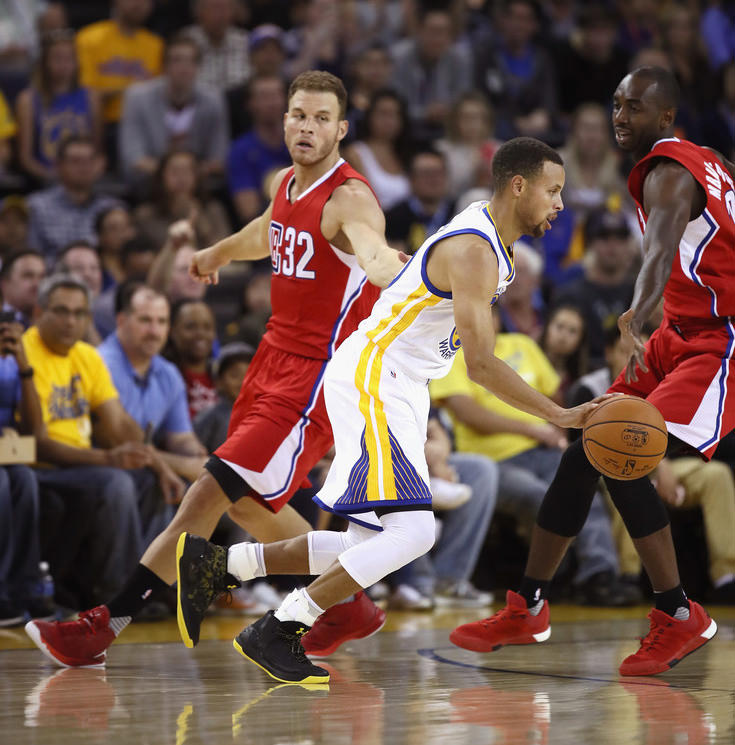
[269, 219, 316, 279]
[438, 327, 462, 359]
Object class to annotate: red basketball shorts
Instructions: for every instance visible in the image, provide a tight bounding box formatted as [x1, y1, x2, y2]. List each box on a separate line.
[609, 318, 735, 460]
[213, 338, 334, 511]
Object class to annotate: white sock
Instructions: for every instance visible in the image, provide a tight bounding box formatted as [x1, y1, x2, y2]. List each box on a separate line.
[274, 588, 324, 626]
[109, 616, 131, 637]
[227, 542, 266, 582]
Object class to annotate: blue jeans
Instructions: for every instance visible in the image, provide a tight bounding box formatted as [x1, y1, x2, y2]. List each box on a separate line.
[0, 465, 41, 605]
[35, 466, 149, 604]
[497, 446, 619, 584]
[393, 452, 499, 591]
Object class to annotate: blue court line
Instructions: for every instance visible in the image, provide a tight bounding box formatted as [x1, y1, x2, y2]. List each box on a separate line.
[417, 647, 734, 694]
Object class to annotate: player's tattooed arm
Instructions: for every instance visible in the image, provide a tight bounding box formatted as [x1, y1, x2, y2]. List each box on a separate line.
[328, 180, 407, 288]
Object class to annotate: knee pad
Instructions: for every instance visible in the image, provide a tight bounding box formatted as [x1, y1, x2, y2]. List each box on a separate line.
[604, 476, 669, 539]
[338, 510, 436, 589]
[307, 521, 375, 575]
[536, 439, 600, 537]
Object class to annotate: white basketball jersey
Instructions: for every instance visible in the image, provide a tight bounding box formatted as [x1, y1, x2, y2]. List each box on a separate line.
[353, 200, 515, 380]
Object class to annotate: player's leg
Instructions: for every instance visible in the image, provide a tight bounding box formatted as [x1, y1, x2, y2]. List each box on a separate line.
[232, 508, 436, 683]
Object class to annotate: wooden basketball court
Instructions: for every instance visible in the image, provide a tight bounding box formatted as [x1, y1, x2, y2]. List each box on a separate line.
[2, 604, 734, 744]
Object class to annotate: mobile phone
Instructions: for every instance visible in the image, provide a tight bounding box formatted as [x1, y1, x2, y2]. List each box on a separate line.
[0, 310, 16, 324]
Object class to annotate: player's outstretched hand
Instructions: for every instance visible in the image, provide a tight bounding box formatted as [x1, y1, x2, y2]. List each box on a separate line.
[189, 246, 220, 285]
[618, 309, 648, 383]
[552, 393, 623, 430]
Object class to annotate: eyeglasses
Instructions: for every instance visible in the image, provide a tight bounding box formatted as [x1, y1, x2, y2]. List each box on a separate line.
[46, 306, 90, 321]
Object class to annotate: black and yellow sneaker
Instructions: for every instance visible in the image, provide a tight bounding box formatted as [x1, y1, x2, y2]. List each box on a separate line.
[233, 611, 330, 684]
[176, 532, 239, 648]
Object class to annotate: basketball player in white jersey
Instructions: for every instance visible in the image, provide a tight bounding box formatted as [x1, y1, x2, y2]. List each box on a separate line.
[177, 137, 613, 684]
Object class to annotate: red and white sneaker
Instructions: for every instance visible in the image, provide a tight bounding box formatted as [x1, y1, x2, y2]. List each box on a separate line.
[449, 590, 551, 652]
[301, 591, 386, 658]
[25, 605, 115, 668]
[618, 600, 717, 676]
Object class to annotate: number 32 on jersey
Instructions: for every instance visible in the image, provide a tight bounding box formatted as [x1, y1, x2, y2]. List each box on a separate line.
[269, 220, 316, 279]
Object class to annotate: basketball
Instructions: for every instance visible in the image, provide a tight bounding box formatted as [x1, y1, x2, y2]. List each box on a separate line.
[582, 395, 668, 480]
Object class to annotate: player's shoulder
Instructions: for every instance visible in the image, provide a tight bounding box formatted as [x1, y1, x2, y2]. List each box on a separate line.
[328, 177, 380, 215]
[268, 167, 293, 200]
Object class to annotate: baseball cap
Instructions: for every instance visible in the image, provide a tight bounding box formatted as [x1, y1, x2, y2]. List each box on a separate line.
[214, 342, 255, 377]
[584, 208, 631, 242]
[0, 195, 29, 219]
[249, 24, 285, 52]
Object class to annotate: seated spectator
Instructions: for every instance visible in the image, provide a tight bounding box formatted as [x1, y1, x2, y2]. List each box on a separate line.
[436, 91, 501, 200]
[75, 0, 163, 130]
[474, 0, 564, 145]
[390, 6, 473, 140]
[184, 0, 250, 93]
[165, 298, 218, 419]
[95, 204, 136, 290]
[343, 90, 412, 212]
[343, 44, 394, 141]
[99, 283, 207, 494]
[27, 135, 119, 261]
[553, 207, 636, 369]
[15, 29, 102, 186]
[227, 75, 290, 224]
[431, 311, 638, 606]
[134, 150, 230, 249]
[193, 341, 255, 452]
[220, 263, 272, 348]
[0, 90, 23, 193]
[93, 237, 156, 339]
[0, 250, 46, 327]
[55, 240, 104, 344]
[496, 241, 545, 342]
[22, 275, 160, 607]
[119, 32, 228, 189]
[384, 148, 454, 255]
[0, 305, 54, 626]
[0, 196, 30, 259]
[226, 25, 288, 138]
[701, 61, 735, 161]
[538, 303, 588, 400]
[387, 410, 498, 610]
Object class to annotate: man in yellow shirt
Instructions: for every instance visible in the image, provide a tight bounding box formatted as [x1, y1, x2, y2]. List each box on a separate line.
[76, 0, 163, 124]
[431, 319, 636, 606]
[22, 274, 164, 608]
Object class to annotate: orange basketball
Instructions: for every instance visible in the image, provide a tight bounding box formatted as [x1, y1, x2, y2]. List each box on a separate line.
[582, 395, 668, 480]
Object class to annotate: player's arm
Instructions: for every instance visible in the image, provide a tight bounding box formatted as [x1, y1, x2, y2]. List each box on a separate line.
[624, 161, 700, 335]
[329, 180, 406, 288]
[446, 236, 603, 429]
[189, 168, 290, 284]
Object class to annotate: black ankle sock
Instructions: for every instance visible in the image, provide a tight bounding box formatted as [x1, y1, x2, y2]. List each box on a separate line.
[106, 564, 170, 618]
[518, 576, 549, 608]
[654, 584, 688, 618]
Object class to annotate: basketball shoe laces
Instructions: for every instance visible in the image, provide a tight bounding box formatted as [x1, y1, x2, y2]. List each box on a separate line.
[636, 612, 673, 654]
[278, 626, 309, 662]
[480, 605, 528, 629]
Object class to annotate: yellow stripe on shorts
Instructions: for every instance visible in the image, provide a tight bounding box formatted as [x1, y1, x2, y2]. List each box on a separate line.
[354, 283, 442, 502]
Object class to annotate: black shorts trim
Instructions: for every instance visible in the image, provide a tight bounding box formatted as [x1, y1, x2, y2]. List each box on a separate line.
[205, 455, 252, 504]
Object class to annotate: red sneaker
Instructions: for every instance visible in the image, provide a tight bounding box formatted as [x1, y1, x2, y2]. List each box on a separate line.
[618, 601, 717, 676]
[301, 591, 386, 657]
[25, 606, 115, 668]
[449, 590, 551, 652]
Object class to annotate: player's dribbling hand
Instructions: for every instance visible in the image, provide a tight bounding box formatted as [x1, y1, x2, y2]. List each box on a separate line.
[618, 309, 649, 383]
[552, 393, 622, 430]
[188, 247, 220, 285]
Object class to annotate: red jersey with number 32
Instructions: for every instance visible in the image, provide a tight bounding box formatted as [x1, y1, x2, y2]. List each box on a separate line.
[265, 158, 381, 360]
[628, 137, 735, 321]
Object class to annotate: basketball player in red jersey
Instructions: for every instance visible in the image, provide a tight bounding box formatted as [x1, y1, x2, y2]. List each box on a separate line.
[25, 71, 405, 667]
[452, 66, 735, 676]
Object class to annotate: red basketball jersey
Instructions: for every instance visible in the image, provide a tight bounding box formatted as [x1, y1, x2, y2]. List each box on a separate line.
[265, 158, 381, 360]
[628, 138, 735, 321]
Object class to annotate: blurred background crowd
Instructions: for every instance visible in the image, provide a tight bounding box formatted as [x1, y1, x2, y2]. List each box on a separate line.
[0, 0, 733, 626]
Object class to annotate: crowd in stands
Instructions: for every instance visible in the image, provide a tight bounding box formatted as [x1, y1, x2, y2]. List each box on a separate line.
[1, 0, 734, 625]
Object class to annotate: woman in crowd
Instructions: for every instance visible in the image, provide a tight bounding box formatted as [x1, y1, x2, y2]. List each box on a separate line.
[343, 89, 412, 211]
[539, 303, 589, 402]
[133, 150, 230, 251]
[15, 29, 101, 185]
